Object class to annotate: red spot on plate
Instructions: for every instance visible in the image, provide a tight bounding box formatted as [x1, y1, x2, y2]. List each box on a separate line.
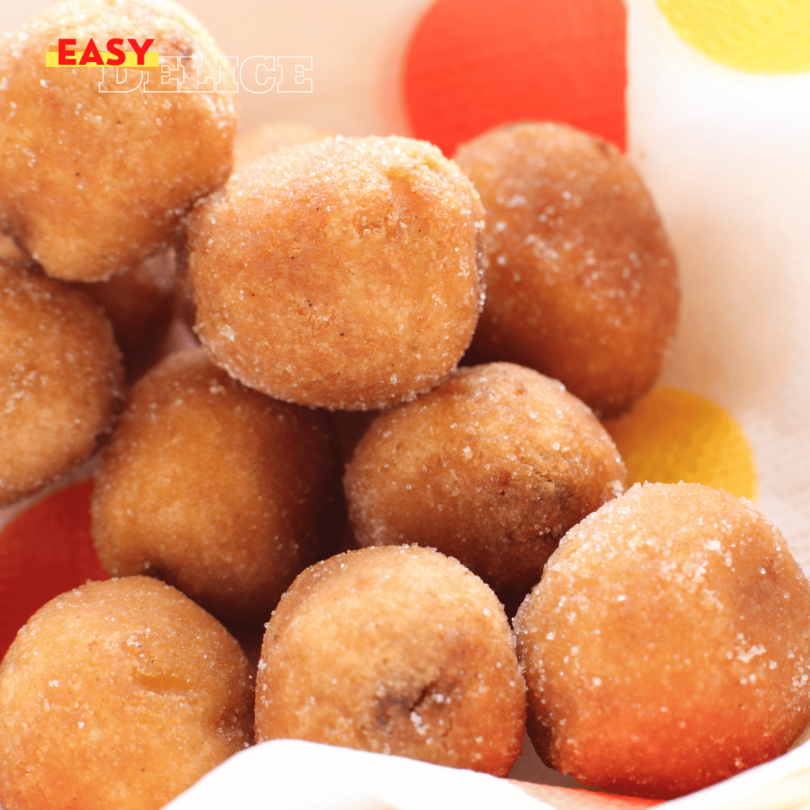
[402, 0, 627, 156]
[0, 480, 108, 661]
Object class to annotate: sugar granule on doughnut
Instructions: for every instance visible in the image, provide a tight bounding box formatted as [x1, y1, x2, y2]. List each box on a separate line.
[91, 347, 343, 628]
[182, 135, 485, 410]
[345, 363, 626, 614]
[514, 483, 810, 799]
[0, 576, 254, 810]
[233, 121, 331, 170]
[174, 123, 332, 331]
[454, 122, 679, 418]
[255, 545, 526, 776]
[0, 260, 123, 507]
[0, 0, 237, 282]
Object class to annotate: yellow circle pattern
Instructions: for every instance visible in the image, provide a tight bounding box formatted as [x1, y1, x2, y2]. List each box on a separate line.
[657, 0, 810, 74]
[603, 387, 757, 500]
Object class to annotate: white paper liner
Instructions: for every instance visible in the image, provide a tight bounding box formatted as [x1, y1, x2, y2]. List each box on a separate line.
[626, 0, 810, 574]
[165, 739, 552, 810]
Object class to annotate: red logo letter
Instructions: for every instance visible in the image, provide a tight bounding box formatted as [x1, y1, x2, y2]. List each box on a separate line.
[78, 38, 104, 66]
[106, 38, 125, 67]
[58, 38, 76, 66]
[128, 38, 155, 66]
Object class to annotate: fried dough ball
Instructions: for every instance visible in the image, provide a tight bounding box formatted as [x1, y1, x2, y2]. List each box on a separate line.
[234, 121, 331, 170]
[454, 123, 679, 418]
[91, 348, 342, 627]
[85, 251, 175, 384]
[0, 261, 123, 507]
[345, 363, 625, 614]
[183, 135, 485, 410]
[0, 577, 253, 810]
[255, 545, 526, 775]
[515, 483, 810, 799]
[0, 0, 237, 282]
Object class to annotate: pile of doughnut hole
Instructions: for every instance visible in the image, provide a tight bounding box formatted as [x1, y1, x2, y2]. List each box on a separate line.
[1, 2, 810, 809]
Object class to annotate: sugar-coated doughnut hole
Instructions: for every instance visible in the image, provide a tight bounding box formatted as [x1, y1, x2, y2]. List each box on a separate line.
[255, 545, 526, 776]
[455, 122, 679, 418]
[0, 0, 237, 281]
[183, 135, 485, 410]
[0, 260, 123, 507]
[91, 348, 343, 628]
[515, 483, 810, 799]
[0, 577, 254, 810]
[345, 363, 626, 614]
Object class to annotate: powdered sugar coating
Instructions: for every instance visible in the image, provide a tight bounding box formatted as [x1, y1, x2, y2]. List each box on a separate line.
[345, 363, 626, 614]
[515, 482, 810, 799]
[183, 135, 485, 410]
[0, 260, 123, 507]
[0, 0, 237, 281]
